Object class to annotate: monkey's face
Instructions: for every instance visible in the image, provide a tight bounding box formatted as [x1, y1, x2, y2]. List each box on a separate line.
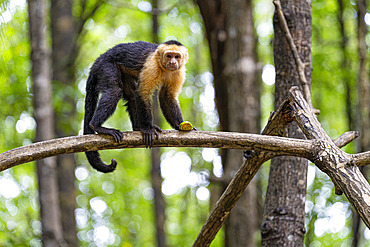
[163, 51, 183, 71]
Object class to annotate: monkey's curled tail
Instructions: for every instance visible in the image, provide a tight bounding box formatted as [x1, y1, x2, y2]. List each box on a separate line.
[84, 74, 117, 173]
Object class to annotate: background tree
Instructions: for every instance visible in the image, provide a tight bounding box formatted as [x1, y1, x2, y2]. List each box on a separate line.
[196, 1, 260, 245]
[50, 0, 78, 244]
[353, 0, 369, 245]
[261, 0, 312, 245]
[51, 0, 108, 244]
[150, 0, 167, 246]
[27, 0, 64, 245]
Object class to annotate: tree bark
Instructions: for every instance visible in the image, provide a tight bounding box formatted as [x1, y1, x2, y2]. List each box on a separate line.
[222, 1, 260, 246]
[151, 1, 167, 246]
[353, 0, 370, 245]
[50, 0, 78, 245]
[337, 0, 354, 131]
[196, 0, 227, 131]
[261, 0, 312, 245]
[27, 0, 64, 245]
[356, 1, 369, 154]
[197, 1, 260, 245]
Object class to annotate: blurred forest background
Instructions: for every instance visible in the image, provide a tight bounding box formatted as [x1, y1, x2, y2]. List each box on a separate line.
[0, 0, 369, 246]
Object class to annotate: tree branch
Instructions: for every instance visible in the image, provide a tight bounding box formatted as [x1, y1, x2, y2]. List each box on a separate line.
[0, 131, 312, 172]
[192, 87, 370, 246]
[333, 131, 359, 147]
[1, 128, 366, 172]
[353, 151, 370, 166]
[273, 0, 317, 113]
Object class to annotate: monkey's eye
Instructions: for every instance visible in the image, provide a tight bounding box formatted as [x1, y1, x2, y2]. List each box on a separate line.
[166, 54, 172, 58]
[175, 55, 180, 59]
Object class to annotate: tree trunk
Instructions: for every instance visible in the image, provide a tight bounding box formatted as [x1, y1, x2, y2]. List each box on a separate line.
[353, 0, 370, 245]
[50, 0, 78, 245]
[261, 0, 312, 246]
[356, 2, 369, 154]
[151, 1, 167, 246]
[222, 1, 260, 247]
[337, 0, 354, 131]
[197, 1, 260, 246]
[27, 0, 64, 245]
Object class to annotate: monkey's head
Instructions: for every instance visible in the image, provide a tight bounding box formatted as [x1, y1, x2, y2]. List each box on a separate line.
[158, 41, 188, 71]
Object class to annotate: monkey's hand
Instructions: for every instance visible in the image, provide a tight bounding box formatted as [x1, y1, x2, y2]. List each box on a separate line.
[139, 125, 162, 148]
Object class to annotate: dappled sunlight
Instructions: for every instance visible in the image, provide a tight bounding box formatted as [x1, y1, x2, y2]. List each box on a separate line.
[262, 64, 275, 85]
[0, 176, 20, 199]
[15, 112, 35, 134]
[160, 150, 211, 201]
[314, 202, 350, 237]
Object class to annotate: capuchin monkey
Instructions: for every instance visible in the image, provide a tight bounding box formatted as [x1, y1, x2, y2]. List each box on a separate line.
[84, 40, 195, 173]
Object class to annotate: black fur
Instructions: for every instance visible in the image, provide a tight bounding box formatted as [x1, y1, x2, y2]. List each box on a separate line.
[159, 85, 184, 129]
[84, 40, 185, 173]
[163, 40, 183, 46]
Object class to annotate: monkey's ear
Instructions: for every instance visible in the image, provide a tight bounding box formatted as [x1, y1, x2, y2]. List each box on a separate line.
[182, 47, 189, 64]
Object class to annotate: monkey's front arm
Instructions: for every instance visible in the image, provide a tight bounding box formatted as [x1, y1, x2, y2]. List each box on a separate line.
[159, 86, 184, 130]
[134, 93, 162, 147]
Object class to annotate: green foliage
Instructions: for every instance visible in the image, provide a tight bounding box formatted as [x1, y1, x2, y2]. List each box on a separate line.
[0, 0, 368, 246]
[0, 3, 40, 246]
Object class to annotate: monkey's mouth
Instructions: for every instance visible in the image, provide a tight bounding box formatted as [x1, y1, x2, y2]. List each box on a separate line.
[166, 65, 179, 71]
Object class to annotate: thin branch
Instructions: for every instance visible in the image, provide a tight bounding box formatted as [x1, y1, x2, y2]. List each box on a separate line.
[76, 0, 105, 37]
[71, 0, 106, 63]
[333, 131, 359, 147]
[273, 0, 317, 113]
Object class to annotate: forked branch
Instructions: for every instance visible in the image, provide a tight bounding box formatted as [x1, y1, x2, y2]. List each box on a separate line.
[192, 87, 370, 246]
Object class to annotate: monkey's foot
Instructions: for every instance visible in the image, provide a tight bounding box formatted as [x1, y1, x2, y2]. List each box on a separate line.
[90, 123, 123, 142]
[109, 129, 124, 142]
[179, 121, 195, 131]
[93, 126, 123, 142]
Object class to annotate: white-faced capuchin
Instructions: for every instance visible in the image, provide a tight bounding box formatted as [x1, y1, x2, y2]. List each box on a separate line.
[83, 40, 195, 173]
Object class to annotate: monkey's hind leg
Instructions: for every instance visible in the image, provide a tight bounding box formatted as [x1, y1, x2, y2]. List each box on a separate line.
[89, 88, 124, 142]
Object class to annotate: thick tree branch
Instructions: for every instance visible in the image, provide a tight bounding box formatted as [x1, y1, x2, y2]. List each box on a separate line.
[1, 128, 366, 173]
[0, 131, 312, 172]
[289, 88, 370, 204]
